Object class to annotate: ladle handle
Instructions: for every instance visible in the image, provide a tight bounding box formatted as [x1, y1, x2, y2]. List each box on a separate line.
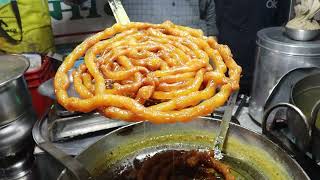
[37, 141, 94, 180]
[108, 0, 130, 25]
[213, 90, 238, 160]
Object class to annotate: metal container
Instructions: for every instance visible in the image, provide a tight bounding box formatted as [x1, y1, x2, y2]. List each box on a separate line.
[311, 101, 320, 164]
[263, 103, 320, 177]
[0, 54, 37, 179]
[0, 109, 36, 156]
[285, 27, 320, 41]
[290, 73, 320, 163]
[289, 73, 320, 151]
[0, 54, 32, 126]
[263, 72, 320, 164]
[249, 27, 320, 124]
[0, 144, 35, 180]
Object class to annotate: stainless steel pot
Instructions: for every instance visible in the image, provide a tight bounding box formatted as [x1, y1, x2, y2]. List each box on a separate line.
[289, 73, 320, 152]
[33, 117, 310, 179]
[0, 54, 37, 156]
[289, 73, 320, 163]
[310, 100, 320, 164]
[249, 27, 320, 124]
[0, 144, 35, 180]
[264, 73, 320, 163]
[263, 103, 320, 178]
[0, 54, 33, 126]
[0, 110, 36, 156]
[0, 54, 38, 179]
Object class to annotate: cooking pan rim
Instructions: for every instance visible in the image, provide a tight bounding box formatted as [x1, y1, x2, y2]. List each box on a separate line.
[79, 117, 310, 176]
[60, 117, 310, 180]
[75, 117, 263, 155]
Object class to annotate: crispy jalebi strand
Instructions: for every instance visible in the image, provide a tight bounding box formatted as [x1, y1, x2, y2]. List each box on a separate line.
[54, 21, 242, 123]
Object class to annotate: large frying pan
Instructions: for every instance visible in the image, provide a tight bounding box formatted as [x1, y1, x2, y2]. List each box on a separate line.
[54, 117, 309, 180]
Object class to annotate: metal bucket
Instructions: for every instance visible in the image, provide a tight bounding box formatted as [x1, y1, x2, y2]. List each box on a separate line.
[249, 27, 320, 124]
[0, 54, 33, 126]
[264, 73, 320, 163]
[0, 55, 37, 179]
[290, 73, 320, 162]
[289, 73, 320, 153]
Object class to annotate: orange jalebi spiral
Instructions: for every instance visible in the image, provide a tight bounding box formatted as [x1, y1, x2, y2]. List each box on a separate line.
[54, 21, 242, 123]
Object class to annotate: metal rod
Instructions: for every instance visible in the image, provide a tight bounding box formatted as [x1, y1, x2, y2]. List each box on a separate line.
[107, 0, 130, 25]
[213, 91, 238, 160]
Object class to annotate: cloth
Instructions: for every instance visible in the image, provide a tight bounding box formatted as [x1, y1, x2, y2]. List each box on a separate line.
[120, 0, 218, 36]
[287, 0, 320, 30]
[215, 0, 290, 94]
[0, 0, 54, 54]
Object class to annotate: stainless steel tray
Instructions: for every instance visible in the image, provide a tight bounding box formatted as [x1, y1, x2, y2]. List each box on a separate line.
[48, 113, 130, 142]
[44, 94, 249, 143]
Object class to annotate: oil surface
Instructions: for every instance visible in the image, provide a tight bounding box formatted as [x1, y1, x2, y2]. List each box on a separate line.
[99, 150, 230, 180]
[98, 149, 266, 180]
[92, 131, 291, 180]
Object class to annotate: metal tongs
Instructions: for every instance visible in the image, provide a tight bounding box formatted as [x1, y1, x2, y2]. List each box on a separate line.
[213, 91, 239, 160]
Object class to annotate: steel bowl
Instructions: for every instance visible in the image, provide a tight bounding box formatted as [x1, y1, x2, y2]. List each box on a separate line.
[285, 27, 320, 41]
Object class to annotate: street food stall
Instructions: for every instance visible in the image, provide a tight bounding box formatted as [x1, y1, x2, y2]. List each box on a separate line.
[0, 0, 320, 180]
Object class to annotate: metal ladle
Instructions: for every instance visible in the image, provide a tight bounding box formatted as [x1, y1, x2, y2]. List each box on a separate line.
[35, 1, 130, 180]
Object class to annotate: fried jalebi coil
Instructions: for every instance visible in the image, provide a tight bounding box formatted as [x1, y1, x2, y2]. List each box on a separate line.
[54, 21, 241, 123]
[152, 69, 205, 100]
[156, 80, 193, 92]
[114, 150, 235, 180]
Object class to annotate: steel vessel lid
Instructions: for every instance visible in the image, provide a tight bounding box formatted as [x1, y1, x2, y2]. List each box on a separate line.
[0, 55, 29, 87]
[257, 27, 320, 56]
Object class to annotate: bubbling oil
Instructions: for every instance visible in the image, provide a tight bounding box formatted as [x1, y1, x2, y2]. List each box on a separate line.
[97, 150, 264, 180]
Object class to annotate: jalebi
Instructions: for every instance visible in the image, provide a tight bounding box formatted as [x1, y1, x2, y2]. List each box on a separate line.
[54, 21, 242, 123]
